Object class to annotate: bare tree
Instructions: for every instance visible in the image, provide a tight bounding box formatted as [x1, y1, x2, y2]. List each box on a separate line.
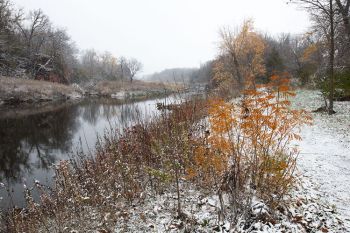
[0, 0, 23, 75]
[16, 9, 50, 56]
[118, 56, 127, 81]
[43, 28, 77, 82]
[126, 58, 142, 83]
[0, 2, 146, 85]
[290, 0, 336, 114]
[81, 49, 98, 79]
[0, 0, 21, 40]
[14, 9, 51, 78]
[100, 51, 118, 79]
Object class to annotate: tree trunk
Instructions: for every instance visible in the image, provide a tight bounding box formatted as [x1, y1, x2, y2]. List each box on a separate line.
[335, 0, 350, 43]
[328, 0, 335, 114]
[230, 51, 244, 91]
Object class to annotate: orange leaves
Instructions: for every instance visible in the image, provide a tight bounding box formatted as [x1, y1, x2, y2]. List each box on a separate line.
[186, 167, 197, 180]
[270, 74, 279, 81]
[234, 20, 266, 77]
[279, 85, 290, 92]
[302, 43, 319, 62]
[208, 99, 236, 134]
[190, 74, 313, 199]
[190, 138, 229, 184]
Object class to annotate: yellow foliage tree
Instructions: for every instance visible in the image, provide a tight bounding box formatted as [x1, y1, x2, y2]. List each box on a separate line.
[301, 43, 320, 63]
[214, 19, 266, 94]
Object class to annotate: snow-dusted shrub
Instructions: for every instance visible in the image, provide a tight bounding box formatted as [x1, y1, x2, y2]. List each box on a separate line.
[188, 75, 312, 223]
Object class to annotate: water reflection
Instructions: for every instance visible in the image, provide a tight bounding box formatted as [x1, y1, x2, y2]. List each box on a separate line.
[0, 96, 175, 208]
[0, 104, 80, 182]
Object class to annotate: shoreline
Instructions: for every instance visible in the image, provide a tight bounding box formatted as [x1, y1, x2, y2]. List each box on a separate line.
[0, 93, 178, 120]
[0, 76, 182, 108]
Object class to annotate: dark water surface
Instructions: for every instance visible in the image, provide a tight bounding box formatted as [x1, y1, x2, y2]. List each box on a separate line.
[0, 96, 178, 209]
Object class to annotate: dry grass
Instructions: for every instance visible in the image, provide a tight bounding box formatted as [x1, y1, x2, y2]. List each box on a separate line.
[0, 77, 184, 105]
[4, 96, 207, 232]
[93, 80, 184, 96]
[0, 76, 81, 104]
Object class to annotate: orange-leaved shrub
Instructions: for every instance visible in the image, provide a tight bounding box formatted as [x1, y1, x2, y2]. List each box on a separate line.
[189, 74, 312, 222]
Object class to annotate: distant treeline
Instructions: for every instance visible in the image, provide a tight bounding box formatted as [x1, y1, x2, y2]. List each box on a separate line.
[145, 62, 213, 84]
[0, 0, 142, 84]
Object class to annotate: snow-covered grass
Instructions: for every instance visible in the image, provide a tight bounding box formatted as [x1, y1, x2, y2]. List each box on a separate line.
[5, 177, 342, 233]
[293, 89, 350, 229]
[110, 177, 346, 233]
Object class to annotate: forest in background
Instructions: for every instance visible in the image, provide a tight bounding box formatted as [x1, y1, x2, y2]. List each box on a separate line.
[0, 0, 142, 84]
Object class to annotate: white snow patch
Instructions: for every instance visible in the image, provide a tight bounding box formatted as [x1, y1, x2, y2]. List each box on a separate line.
[293, 89, 350, 229]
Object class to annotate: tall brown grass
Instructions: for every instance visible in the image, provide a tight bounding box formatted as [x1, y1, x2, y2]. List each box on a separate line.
[5, 96, 207, 232]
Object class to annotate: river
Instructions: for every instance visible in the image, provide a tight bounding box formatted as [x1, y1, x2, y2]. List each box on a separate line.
[0, 95, 181, 209]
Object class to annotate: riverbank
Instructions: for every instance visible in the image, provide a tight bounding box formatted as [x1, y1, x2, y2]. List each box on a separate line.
[1, 96, 208, 232]
[0, 77, 183, 106]
[0, 95, 188, 212]
[91, 80, 183, 99]
[0, 77, 83, 105]
[0, 94, 181, 120]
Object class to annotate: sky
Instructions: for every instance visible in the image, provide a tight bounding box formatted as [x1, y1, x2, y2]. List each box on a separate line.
[12, 0, 310, 76]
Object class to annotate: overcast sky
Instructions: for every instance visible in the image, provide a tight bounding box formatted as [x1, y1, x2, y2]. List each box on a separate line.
[12, 0, 310, 75]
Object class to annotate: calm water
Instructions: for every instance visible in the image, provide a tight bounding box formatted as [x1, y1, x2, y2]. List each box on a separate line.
[0, 96, 180, 209]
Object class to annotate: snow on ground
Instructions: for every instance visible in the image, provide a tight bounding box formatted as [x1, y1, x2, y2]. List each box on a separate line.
[111, 179, 346, 232]
[293, 89, 350, 229]
[112, 90, 350, 233]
